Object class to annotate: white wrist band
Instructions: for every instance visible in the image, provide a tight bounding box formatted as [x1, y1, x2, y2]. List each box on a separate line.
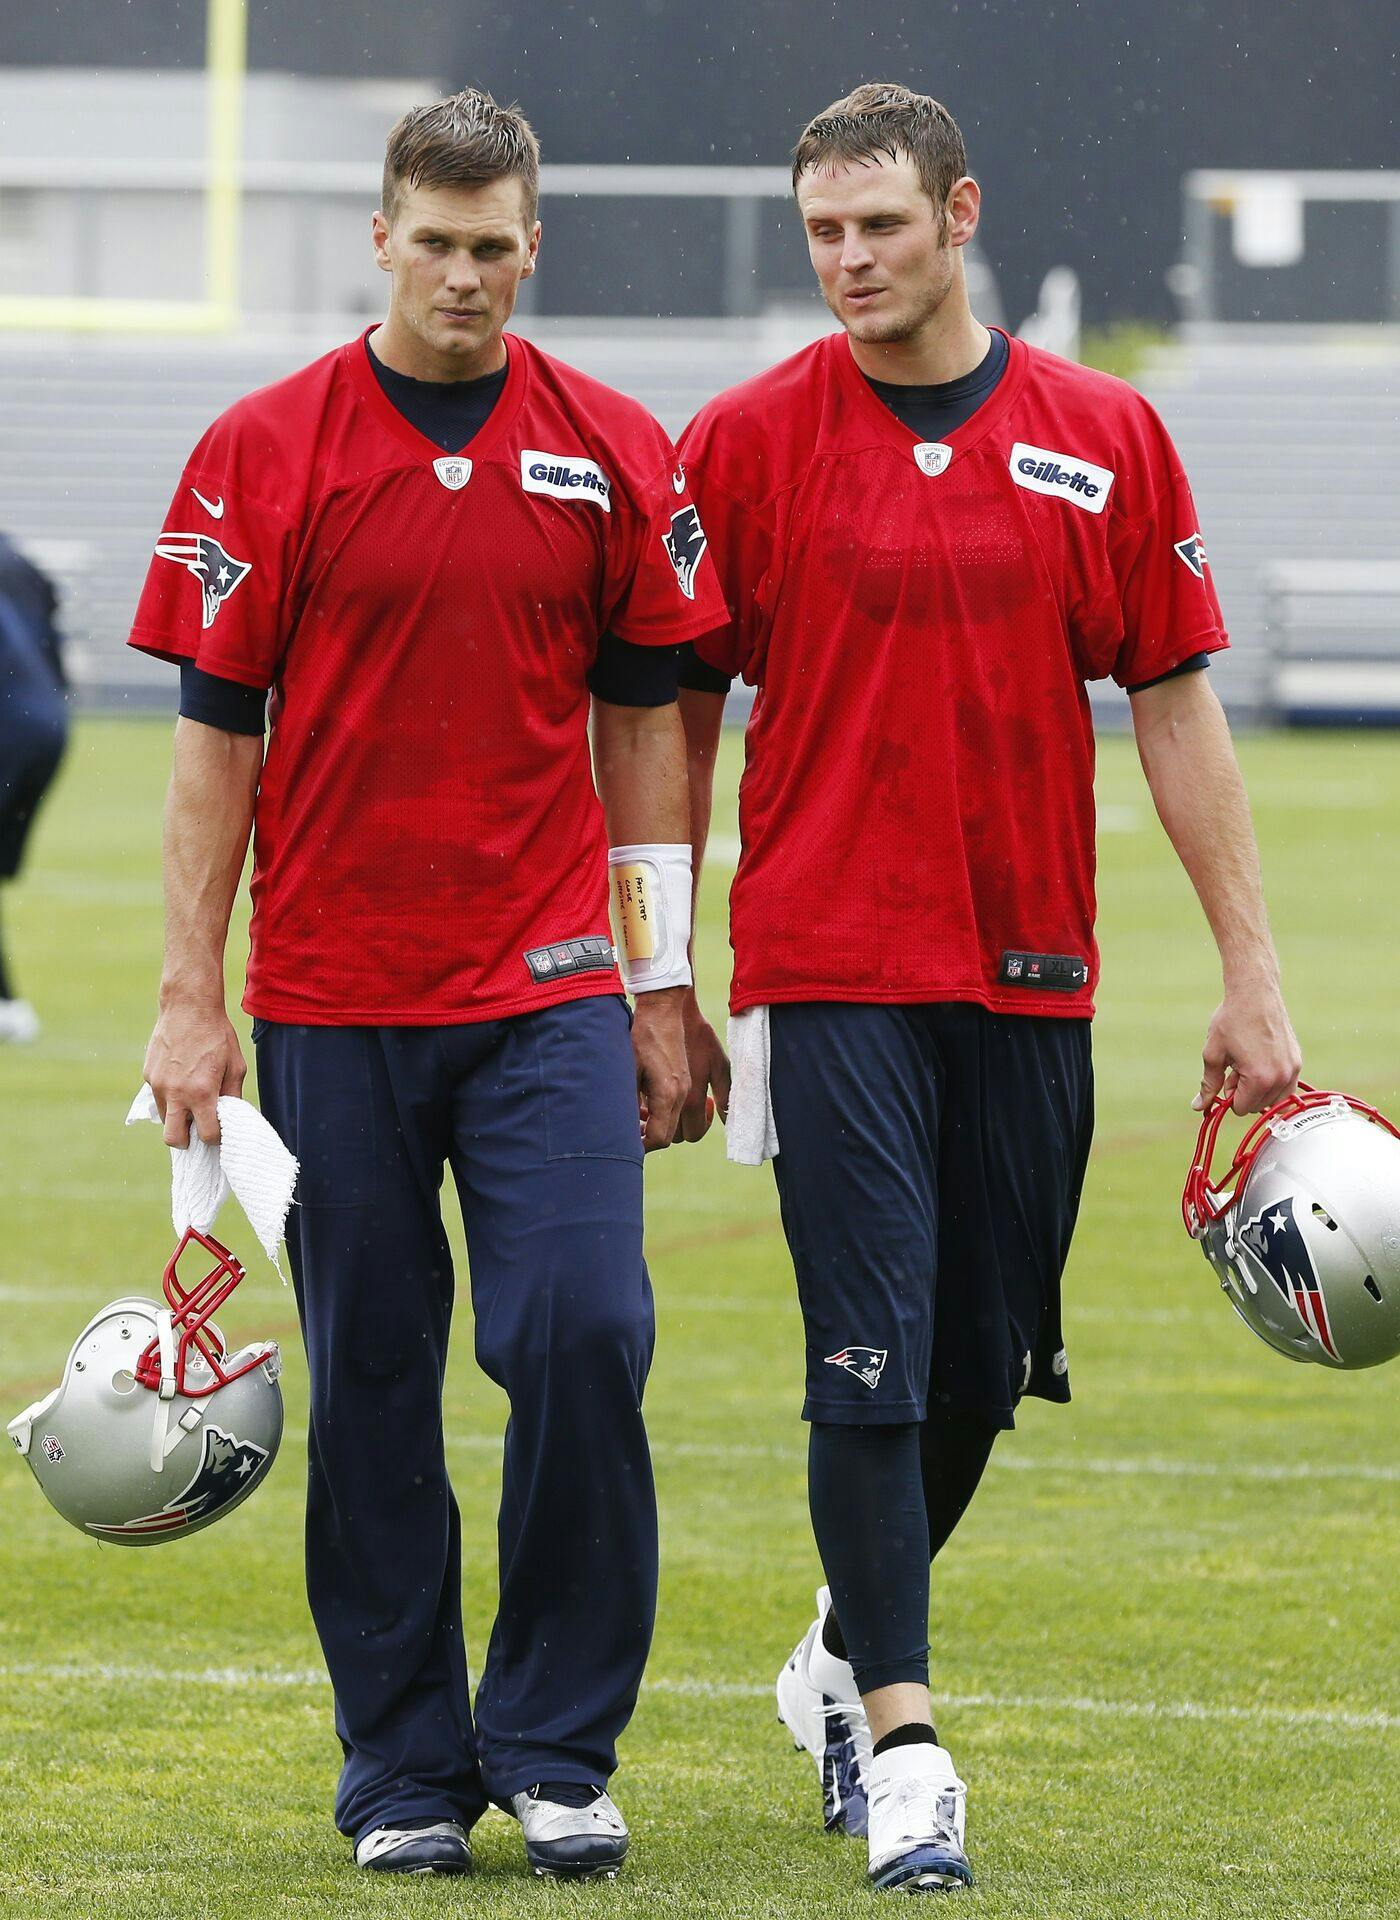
[608, 843, 693, 992]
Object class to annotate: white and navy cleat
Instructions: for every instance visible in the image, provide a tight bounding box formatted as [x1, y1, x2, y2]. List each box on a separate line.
[866, 1743, 973, 1894]
[776, 1584, 873, 1836]
[354, 1820, 473, 1875]
[510, 1785, 629, 1881]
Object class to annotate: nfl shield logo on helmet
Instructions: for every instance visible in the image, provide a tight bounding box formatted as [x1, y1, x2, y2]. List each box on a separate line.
[433, 456, 473, 492]
[913, 441, 953, 477]
[824, 1345, 888, 1390]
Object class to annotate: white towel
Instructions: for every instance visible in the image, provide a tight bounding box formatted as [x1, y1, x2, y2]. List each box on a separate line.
[725, 1006, 779, 1165]
[125, 1087, 299, 1278]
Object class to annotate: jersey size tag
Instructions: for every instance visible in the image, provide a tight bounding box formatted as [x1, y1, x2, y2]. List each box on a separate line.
[1000, 950, 1089, 991]
[524, 935, 616, 984]
[1009, 442, 1114, 514]
[611, 863, 657, 964]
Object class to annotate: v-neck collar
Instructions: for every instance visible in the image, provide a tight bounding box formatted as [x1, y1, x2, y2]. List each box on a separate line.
[829, 325, 1027, 462]
[344, 325, 527, 464]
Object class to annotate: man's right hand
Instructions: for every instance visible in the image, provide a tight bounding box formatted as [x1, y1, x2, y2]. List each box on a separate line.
[143, 1000, 247, 1148]
[678, 988, 731, 1142]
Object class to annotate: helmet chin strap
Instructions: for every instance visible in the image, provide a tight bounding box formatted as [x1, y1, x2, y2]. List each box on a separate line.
[149, 1307, 178, 1474]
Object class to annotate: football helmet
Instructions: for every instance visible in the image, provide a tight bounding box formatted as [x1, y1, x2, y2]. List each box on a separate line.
[8, 1228, 282, 1542]
[1183, 1084, 1400, 1369]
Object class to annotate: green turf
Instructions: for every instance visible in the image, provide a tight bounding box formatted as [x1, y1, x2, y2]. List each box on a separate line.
[0, 719, 1396, 1919]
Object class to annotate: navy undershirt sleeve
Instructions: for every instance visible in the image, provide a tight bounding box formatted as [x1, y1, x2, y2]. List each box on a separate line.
[1125, 651, 1211, 695]
[179, 660, 267, 735]
[677, 642, 733, 695]
[587, 632, 680, 706]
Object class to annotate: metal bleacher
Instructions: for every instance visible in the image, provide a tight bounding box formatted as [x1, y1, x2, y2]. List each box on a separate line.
[0, 322, 1396, 714]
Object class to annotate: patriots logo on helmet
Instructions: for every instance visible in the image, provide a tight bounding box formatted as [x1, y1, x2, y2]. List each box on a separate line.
[1237, 1197, 1340, 1360]
[1173, 532, 1208, 579]
[824, 1345, 888, 1391]
[154, 533, 252, 629]
[85, 1423, 270, 1538]
[662, 505, 708, 602]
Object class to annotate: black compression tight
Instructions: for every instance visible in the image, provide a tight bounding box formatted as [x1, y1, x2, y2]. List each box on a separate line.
[808, 1410, 1001, 1693]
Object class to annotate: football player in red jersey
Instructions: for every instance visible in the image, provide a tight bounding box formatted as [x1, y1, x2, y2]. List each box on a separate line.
[674, 83, 1301, 1894]
[132, 91, 726, 1882]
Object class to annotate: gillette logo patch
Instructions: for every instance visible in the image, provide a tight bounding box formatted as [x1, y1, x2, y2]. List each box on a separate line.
[521, 450, 612, 512]
[1010, 442, 1114, 514]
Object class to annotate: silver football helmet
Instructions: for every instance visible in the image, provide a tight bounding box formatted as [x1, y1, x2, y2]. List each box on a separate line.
[1183, 1084, 1400, 1370]
[8, 1228, 282, 1542]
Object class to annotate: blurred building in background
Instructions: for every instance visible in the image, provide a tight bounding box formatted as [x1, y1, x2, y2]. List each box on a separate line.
[0, 2, 1396, 718]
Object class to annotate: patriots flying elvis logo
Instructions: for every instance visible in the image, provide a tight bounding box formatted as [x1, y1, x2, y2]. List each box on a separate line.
[154, 533, 252, 629]
[662, 504, 708, 601]
[1237, 1196, 1340, 1360]
[1173, 532, 1208, 579]
[824, 1345, 888, 1391]
[86, 1423, 270, 1539]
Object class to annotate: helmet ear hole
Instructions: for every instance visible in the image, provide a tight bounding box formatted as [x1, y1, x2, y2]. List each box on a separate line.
[111, 1370, 137, 1395]
[1311, 1203, 1338, 1229]
[1364, 1275, 1383, 1303]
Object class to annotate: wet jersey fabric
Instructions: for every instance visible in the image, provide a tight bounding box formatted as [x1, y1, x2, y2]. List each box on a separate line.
[679, 330, 1227, 1019]
[130, 330, 726, 1025]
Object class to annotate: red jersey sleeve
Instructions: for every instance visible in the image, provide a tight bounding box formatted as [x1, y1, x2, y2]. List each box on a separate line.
[128, 411, 299, 690]
[602, 426, 729, 649]
[676, 409, 777, 685]
[1104, 405, 1227, 690]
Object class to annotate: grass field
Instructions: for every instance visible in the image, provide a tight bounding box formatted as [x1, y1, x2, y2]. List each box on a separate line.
[1, 718, 1397, 1920]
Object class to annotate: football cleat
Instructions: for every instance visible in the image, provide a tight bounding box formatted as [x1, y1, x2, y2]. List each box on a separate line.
[509, 1785, 629, 1880]
[1184, 1083, 1400, 1369]
[354, 1821, 473, 1875]
[776, 1585, 873, 1836]
[866, 1743, 973, 1894]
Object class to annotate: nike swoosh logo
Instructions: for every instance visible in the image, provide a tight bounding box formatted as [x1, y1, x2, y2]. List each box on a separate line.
[191, 488, 225, 519]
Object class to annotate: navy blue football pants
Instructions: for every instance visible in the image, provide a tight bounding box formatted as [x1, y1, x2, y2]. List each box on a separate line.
[254, 996, 656, 1841]
[768, 1002, 1093, 1692]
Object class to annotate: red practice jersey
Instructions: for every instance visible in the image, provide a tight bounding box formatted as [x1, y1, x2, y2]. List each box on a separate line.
[679, 331, 1227, 1018]
[131, 330, 725, 1024]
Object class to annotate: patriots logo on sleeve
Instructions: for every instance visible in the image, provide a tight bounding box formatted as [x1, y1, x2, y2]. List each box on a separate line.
[1237, 1197, 1340, 1359]
[85, 1424, 270, 1538]
[154, 532, 252, 629]
[662, 504, 709, 602]
[1173, 532, 1208, 579]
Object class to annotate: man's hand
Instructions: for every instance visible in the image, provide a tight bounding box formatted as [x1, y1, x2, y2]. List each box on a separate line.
[1195, 971, 1302, 1115]
[143, 999, 247, 1148]
[678, 988, 731, 1141]
[631, 988, 691, 1151]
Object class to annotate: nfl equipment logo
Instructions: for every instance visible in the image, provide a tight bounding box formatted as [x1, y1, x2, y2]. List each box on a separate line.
[433, 457, 473, 491]
[41, 1434, 64, 1463]
[913, 442, 953, 477]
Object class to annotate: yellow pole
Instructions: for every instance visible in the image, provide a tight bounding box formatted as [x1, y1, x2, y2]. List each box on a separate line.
[203, 0, 248, 325]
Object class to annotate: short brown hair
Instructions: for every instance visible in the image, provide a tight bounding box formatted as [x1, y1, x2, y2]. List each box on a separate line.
[382, 88, 541, 227]
[792, 82, 967, 228]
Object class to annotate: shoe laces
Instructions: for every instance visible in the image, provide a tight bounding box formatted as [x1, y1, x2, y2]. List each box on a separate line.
[872, 1768, 966, 1847]
[815, 1695, 874, 1776]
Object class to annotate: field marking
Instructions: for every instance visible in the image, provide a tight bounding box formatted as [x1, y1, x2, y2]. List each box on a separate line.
[0, 1660, 1391, 1736]
[440, 1433, 1400, 1485]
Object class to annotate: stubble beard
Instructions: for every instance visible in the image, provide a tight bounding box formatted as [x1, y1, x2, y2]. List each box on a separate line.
[832, 252, 956, 347]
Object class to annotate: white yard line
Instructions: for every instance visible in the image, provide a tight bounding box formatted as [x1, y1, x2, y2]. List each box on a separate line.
[442, 1432, 1400, 1484]
[0, 1660, 1391, 1735]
